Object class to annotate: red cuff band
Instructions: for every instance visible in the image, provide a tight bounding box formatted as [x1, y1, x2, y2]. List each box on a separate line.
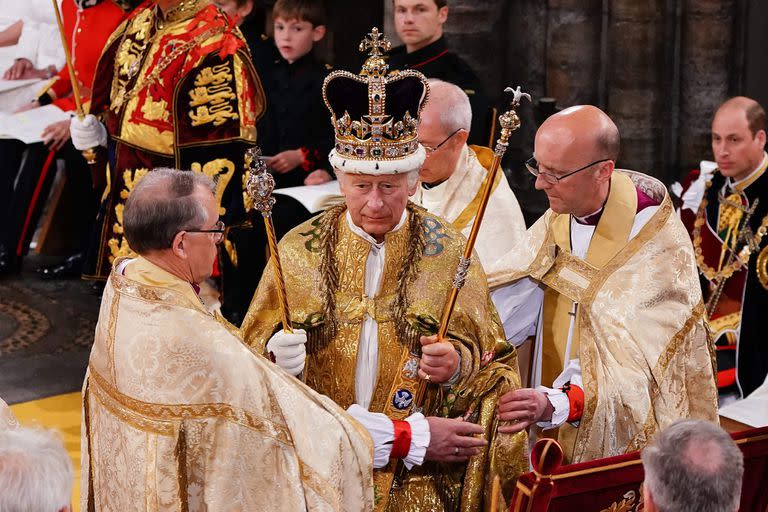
[390, 420, 412, 460]
[563, 384, 584, 423]
[299, 147, 311, 171]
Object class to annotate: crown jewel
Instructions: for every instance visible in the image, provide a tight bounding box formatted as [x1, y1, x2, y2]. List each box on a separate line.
[322, 28, 429, 174]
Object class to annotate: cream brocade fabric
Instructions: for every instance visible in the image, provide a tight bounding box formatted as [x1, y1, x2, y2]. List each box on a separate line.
[0, 398, 18, 430]
[242, 204, 528, 511]
[82, 257, 374, 511]
[413, 145, 526, 283]
[489, 171, 719, 463]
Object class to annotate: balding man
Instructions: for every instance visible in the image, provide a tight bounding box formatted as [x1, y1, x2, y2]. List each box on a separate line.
[413, 79, 525, 282]
[489, 105, 718, 463]
[641, 420, 743, 512]
[678, 97, 768, 403]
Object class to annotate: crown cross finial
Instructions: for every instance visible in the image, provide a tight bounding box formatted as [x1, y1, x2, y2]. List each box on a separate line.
[359, 27, 391, 57]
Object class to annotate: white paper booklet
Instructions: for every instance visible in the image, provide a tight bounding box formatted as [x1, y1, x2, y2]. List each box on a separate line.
[0, 78, 42, 94]
[0, 104, 71, 144]
[272, 180, 343, 213]
[719, 375, 768, 428]
[274, 180, 344, 213]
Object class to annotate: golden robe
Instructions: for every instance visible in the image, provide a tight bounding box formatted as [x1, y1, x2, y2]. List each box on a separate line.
[489, 171, 719, 463]
[82, 257, 374, 511]
[242, 203, 528, 512]
[413, 145, 526, 283]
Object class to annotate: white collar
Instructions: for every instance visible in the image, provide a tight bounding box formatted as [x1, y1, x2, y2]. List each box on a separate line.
[345, 209, 408, 248]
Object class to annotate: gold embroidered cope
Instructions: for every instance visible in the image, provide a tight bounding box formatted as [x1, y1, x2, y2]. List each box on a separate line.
[490, 171, 719, 464]
[82, 257, 374, 511]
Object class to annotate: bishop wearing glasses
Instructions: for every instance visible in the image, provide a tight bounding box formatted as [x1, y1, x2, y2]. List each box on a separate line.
[488, 105, 719, 464]
[411, 79, 526, 284]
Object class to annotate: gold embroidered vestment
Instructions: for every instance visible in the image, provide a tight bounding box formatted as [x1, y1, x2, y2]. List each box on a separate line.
[490, 171, 719, 464]
[242, 204, 528, 511]
[82, 257, 373, 511]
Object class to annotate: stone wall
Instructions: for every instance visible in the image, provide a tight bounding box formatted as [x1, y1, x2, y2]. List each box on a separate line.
[382, 0, 760, 187]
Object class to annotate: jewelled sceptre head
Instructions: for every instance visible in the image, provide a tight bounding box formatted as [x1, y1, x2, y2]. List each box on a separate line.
[245, 146, 292, 333]
[245, 147, 276, 217]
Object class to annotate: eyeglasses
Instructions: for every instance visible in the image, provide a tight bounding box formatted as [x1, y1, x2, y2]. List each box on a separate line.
[422, 128, 462, 154]
[526, 157, 612, 185]
[186, 220, 226, 244]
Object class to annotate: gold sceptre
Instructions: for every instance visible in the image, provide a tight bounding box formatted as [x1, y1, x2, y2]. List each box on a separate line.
[245, 147, 293, 333]
[51, 0, 97, 164]
[414, 86, 531, 407]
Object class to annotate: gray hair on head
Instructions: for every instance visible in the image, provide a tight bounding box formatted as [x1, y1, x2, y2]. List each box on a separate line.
[425, 79, 472, 135]
[641, 419, 743, 512]
[0, 426, 73, 512]
[334, 168, 421, 189]
[123, 168, 215, 255]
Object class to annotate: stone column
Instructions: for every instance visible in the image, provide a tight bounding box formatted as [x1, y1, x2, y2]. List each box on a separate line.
[546, 0, 603, 106]
[606, 0, 667, 177]
[677, 0, 735, 176]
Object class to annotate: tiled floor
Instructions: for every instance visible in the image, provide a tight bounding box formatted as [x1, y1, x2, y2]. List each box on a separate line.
[0, 255, 101, 404]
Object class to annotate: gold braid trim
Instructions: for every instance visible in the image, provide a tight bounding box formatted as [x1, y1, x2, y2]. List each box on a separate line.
[396, 203, 427, 354]
[308, 203, 426, 354]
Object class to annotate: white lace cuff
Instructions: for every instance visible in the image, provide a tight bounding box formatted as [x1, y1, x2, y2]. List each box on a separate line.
[535, 386, 569, 430]
[345, 405, 430, 469]
[403, 412, 430, 470]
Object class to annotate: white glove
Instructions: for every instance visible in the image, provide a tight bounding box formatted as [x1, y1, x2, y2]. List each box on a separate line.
[266, 328, 307, 376]
[70, 114, 107, 150]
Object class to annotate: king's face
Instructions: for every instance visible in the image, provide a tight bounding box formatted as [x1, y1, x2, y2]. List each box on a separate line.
[338, 172, 416, 243]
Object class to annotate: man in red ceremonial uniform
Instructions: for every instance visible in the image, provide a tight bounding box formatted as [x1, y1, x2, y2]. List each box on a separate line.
[71, 0, 265, 316]
[0, 0, 128, 277]
[677, 96, 768, 402]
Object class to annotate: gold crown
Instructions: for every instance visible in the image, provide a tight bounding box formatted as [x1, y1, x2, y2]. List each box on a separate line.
[322, 28, 429, 172]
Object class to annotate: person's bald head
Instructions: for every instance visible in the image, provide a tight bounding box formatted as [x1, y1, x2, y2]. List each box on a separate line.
[533, 105, 618, 216]
[712, 96, 766, 181]
[538, 105, 620, 162]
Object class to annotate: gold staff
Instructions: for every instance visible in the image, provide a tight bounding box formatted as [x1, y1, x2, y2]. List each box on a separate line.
[245, 147, 293, 333]
[50, 0, 97, 164]
[415, 86, 531, 405]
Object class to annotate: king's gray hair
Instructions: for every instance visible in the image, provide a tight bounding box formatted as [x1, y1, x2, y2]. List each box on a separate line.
[0, 426, 73, 512]
[123, 168, 216, 254]
[335, 169, 420, 189]
[641, 419, 743, 512]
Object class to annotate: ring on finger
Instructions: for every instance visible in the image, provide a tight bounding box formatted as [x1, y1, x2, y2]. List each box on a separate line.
[454, 447, 459, 455]
[424, 373, 431, 382]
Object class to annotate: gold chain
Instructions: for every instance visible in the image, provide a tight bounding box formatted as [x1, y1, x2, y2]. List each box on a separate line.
[692, 179, 768, 281]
